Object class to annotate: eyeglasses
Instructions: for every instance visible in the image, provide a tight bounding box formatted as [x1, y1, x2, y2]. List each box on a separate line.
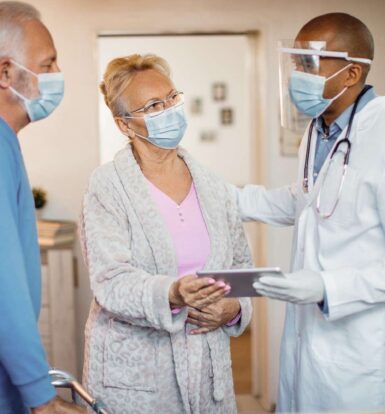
[127, 91, 184, 116]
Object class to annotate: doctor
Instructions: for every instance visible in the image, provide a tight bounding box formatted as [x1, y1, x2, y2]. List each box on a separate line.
[234, 12, 385, 412]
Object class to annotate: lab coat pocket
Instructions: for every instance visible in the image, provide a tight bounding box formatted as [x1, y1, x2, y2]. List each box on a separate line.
[103, 319, 157, 392]
[309, 309, 385, 408]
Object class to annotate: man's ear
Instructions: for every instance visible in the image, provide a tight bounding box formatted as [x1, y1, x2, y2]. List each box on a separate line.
[0, 58, 12, 89]
[345, 63, 363, 87]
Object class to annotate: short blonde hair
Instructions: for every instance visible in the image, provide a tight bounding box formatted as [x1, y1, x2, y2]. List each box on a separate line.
[100, 53, 171, 117]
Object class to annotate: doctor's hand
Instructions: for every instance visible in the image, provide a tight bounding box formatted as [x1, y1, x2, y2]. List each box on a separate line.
[169, 275, 231, 310]
[187, 298, 241, 335]
[253, 270, 325, 304]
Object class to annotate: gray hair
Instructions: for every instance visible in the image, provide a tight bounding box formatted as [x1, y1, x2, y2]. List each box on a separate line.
[0, 1, 41, 62]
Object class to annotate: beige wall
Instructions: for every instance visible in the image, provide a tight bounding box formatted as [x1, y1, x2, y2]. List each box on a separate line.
[20, 0, 385, 384]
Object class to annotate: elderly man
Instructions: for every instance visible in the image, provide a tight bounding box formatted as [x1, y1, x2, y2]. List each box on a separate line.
[234, 12, 385, 413]
[0, 2, 84, 413]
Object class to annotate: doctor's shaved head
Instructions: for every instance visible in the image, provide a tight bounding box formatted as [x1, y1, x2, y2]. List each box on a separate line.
[298, 13, 374, 59]
[296, 13, 374, 81]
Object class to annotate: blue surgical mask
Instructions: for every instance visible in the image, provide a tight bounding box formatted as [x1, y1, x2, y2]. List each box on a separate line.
[132, 102, 187, 149]
[289, 64, 351, 118]
[9, 60, 64, 122]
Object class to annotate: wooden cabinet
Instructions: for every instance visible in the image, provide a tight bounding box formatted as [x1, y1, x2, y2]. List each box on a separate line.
[38, 222, 77, 376]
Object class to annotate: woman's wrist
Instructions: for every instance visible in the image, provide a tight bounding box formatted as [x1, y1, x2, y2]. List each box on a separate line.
[229, 299, 241, 320]
[169, 280, 184, 308]
[226, 299, 242, 326]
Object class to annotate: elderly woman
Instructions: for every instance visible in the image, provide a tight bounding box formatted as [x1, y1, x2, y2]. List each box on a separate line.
[80, 54, 252, 414]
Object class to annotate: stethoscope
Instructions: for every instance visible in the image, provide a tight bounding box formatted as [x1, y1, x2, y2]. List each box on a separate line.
[302, 85, 372, 218]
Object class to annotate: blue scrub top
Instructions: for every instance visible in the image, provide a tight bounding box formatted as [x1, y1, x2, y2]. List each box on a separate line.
[0, 117, 56, 410]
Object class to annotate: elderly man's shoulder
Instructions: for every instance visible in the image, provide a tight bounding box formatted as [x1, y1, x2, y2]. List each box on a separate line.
[0, 132, 18, 173]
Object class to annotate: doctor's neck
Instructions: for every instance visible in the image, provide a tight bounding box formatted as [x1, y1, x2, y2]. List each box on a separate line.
[321, 84, 366, 126]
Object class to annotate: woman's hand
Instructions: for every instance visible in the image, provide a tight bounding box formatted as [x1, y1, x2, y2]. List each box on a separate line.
[187, 298, 241, 334]
[169, 275, 230, 309]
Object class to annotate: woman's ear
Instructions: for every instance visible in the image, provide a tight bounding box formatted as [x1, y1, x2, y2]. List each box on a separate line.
[115, 117, 135, 139]
[345, 64, 362, 87]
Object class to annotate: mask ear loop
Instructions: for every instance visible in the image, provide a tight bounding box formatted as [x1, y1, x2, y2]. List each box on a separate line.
[10, 59, 38, 78]
[118, 115, 149, 142]
[8, 59, 40, 106]
[8, 79, 34, 121]
[323, 63, 353, 102]
[325, 63, 353, 82]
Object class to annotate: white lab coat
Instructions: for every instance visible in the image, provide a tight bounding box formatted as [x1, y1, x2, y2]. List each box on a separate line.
[235, 96, 385, 412]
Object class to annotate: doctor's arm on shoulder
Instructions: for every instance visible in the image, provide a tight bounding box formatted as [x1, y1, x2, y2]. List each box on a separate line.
[255, 170, 385, 321]
[229, 183, 297, 226]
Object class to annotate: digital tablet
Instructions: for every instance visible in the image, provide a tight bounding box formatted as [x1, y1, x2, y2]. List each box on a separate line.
[196, 267, 284, 297]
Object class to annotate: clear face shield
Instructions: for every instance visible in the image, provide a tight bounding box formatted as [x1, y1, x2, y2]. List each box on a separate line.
[278, 40, 372, 132]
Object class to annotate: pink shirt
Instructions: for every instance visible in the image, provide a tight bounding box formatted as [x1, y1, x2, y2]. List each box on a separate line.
[146, 178, 241, 326]
[146, 180, 211, 277]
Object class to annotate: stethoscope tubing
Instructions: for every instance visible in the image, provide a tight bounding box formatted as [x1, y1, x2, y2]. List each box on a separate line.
[303, 85, 373, 195]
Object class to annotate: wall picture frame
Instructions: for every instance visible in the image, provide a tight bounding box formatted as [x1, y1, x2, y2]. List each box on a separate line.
[221, 107, 233, 125]
[212, 82, 227, 101]
[190, 97, 203, 114]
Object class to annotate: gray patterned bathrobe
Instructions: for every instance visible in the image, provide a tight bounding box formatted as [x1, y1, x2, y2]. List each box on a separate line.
[80, 144, 252, 414]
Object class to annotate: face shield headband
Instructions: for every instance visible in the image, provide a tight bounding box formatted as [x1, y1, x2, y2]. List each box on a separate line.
[278, 42, 372, 129]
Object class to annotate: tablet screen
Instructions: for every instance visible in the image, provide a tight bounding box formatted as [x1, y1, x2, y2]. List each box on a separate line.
[196, 267, 283, 297]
